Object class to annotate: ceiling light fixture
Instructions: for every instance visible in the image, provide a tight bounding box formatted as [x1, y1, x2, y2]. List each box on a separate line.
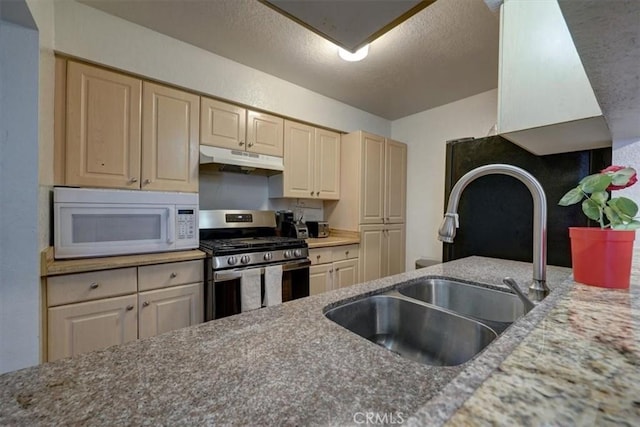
[338, 44, 370, 62]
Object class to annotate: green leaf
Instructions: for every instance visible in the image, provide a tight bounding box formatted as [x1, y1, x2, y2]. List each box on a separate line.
[611, 220, 640, 230]
[609, 197, 639, 217]
[579, 174, 611, 193]
[582, 198, 602, 221]
[604, 206, 621, 226]
[590, 191, 609, 205]
[558, 187, 584, 206]
[610, 167, 636, 186]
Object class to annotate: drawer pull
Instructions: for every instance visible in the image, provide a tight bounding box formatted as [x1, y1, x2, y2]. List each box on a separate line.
[142, 301, 150, 307]
[170, 272, 177, 278]
[316, 255, 321, 260]
[345, 251, 349, 256]
[126, 304, 134, 311]
[89, 282, 99, 290]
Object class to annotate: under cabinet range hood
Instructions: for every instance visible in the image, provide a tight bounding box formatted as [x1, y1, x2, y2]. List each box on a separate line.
[199, 145, 284, 175]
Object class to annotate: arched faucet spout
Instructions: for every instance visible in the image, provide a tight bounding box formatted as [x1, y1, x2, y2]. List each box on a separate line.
[438, 164, 550, 301]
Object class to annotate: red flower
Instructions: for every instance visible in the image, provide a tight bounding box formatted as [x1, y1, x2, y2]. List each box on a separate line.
[601, 165, 638, 190]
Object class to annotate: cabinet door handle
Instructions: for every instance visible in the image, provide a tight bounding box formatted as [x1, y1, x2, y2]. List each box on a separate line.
[310, 191, 314, 196]
[143, 179, 151, 185]
[329, 269, 333, 273]
[316, 191, 319, 196]
[126, 304, 134, 311]
[142, 301, 150, 307]
[89, 282, 99, 290]
[170, 272, 177, 278]
[129, 177, 138, 184]
[335, 268, 340, 272]
[248, 142, 254, 147]
[239, 141, 245, 146]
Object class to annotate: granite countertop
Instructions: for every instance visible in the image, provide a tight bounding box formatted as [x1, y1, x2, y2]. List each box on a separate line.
[2, 256, 639, 425]
[306, 229, 360, 249]
[41, 248, 207, 276]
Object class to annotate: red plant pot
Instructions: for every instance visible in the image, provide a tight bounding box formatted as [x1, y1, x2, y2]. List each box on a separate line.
[569, 227, 635, 289]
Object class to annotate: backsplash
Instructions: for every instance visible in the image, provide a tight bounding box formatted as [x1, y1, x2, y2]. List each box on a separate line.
[199, 171, 324, 222]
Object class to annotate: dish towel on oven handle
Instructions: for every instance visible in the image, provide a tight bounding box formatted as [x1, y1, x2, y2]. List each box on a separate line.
[263, 264, 283, 307]
[240, 268, 262, 312]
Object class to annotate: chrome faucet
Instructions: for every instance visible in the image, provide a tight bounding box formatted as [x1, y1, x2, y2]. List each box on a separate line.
[438, 164, 550, 302]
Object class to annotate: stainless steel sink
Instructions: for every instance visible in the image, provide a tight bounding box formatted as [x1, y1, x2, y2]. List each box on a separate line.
[397, 278, 529, 333]
[325, 295, 497, 366]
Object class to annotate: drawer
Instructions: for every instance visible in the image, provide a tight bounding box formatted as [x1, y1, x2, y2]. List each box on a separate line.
[138, 260, 204, 291]
[47, 268, 137, 307]
[331, 244, 359, 262]
[309, 248, 333, 265]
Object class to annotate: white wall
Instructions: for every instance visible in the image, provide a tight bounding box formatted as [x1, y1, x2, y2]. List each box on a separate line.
[0, 15, 40, 373]
[53, 0, 390, 137]
[391, 89, 498, 270]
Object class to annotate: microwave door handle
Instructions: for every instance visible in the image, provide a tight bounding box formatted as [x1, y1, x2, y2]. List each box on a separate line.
[166, 208, 175, 244]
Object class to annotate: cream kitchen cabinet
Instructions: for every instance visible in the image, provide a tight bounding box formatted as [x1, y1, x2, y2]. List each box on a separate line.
[359, 224, 405, 283]
[497, 0, 610, 155]
[62, 60, 199, 191]
[200, 97, 284, 157]
[46, 260, 203, 361]
[308, 245, 359, 295]
[326, 131, 407, 281]
[269, 120, 341, 200]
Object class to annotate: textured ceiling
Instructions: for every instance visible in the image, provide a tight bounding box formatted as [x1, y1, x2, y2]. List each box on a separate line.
[79, 0, 500, 120]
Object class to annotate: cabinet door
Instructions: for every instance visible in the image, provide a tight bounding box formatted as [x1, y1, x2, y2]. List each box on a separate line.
[309, 263, 333, 295]
[283, 120, 315, 198]
[66, 61, 142, 189]
[247, 111, 284, 157]
[385, 139, 407, 224]
[334, 258, 359, 289]
[359, 224, 385, 282]
[315, 129, 341, 200]
[200, 97, 246, 150]
[138, 283, 203, 339]
[142, 82, 199, 192]
[48, 294, 137, 361]
[385, 224, 406, 277]
[360, 133, 386, 224]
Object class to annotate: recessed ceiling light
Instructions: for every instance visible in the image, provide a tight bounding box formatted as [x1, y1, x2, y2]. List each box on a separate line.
[338, 44, 370, 62]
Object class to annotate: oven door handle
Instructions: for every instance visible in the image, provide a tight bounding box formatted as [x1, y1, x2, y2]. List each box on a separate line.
[213, 259, 311, 282]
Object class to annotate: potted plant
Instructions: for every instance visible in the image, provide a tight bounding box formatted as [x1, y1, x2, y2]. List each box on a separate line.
[559, 165, 638, 288]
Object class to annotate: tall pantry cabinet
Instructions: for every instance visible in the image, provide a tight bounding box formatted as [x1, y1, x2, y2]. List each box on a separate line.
[326, 131, 407, 282]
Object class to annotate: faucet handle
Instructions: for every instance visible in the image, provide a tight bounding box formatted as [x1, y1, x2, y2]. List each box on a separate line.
[503, 277, 535, 312]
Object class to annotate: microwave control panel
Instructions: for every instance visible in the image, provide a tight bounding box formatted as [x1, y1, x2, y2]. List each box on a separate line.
[177, 208, 196, 240]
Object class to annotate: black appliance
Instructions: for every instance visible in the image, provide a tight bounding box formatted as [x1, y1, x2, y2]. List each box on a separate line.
[199, 210, 310, 320]
[275, 209, 309, 238]
[443, 136, 611, 267]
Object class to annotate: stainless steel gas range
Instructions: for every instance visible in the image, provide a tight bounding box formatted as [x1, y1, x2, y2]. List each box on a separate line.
[199, 210, 310, 320]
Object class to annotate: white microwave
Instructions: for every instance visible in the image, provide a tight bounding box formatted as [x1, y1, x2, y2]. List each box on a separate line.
[54, 187, 199, 259]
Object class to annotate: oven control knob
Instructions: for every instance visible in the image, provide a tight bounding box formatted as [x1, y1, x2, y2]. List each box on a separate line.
[263, 252, 273, 261]
[293, 249, 302, 258]
[227, 256, 238, 266]
[240, 255, 251, 264]
[283, 250, 292, 259]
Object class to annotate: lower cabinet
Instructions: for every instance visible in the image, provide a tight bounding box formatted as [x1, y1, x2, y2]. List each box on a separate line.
[309, 245, 359, 295]
[359, 224, 406, 283]
[138, 283, 202, 339]
[46, 260, 203, 361]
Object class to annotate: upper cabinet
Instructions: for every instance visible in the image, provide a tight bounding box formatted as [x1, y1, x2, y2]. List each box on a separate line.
[268, 120, 341, 200]
[200, 97, 284, 157]
[326, 131, 407, 229]
[497, 0, 611, 155]
[141, 82, 199, 192]
[62, 60, 199, 192]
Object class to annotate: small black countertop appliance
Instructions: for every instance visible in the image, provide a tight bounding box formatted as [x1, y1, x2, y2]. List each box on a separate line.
[276, 210, 308, 239]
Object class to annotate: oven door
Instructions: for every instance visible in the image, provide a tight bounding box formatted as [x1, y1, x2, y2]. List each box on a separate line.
[205, 259, 311, 320]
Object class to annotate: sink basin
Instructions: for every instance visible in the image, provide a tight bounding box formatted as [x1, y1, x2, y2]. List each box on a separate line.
[398, 278, 528, 333]
[325, 295, 497, 366]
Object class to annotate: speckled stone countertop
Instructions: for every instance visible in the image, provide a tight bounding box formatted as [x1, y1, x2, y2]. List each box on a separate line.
[1, 256, 638, 425]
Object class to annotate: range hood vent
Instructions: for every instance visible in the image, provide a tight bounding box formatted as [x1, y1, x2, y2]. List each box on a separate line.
[199, 145, 284, 175]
